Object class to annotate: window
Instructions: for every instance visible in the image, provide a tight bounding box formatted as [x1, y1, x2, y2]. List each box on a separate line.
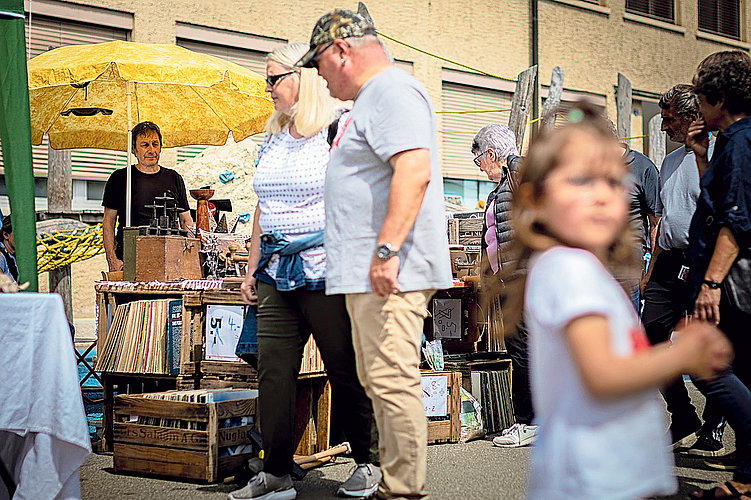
[440, 70, 514, 182]
[625, 0, 674, 23]
[443, 178, 496, 211]
[698, 0, 741, 39]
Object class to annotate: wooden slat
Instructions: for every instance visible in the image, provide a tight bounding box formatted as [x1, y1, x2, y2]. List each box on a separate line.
[218, 454, 255, 475]
[216, 398, 257, 420]
[217, 424, 254, 448]
[201, 361, 256, 377]
[207, 403, 218, 482]
[113, 423, 209, 451]
[183, 292, 203, 307]
[114, 444, 208, 481]
[114, 396, 209, 422]
[202, 290, 244, 304]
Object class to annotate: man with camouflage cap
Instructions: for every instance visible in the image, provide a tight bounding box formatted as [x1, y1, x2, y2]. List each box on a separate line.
[298, 9, 452, 500]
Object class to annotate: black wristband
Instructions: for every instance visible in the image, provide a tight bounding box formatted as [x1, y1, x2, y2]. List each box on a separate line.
[702, 279, 722, 289]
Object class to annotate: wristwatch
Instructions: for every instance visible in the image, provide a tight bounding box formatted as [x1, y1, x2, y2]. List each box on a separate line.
[375, 243, 399, 261]
[702, 279, 722, 289]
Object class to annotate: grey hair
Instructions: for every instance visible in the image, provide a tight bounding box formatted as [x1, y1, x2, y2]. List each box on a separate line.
[471, 124, 519, 158]
[658, 84, 699, 120]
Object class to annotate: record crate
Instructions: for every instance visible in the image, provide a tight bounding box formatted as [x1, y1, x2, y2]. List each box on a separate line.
[112, 392, 256, 482]
[422, 371, 462, 444]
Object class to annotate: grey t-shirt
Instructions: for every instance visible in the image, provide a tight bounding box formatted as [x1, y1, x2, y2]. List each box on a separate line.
[656, 140, 715, 250]
[324, 66, 452, 294]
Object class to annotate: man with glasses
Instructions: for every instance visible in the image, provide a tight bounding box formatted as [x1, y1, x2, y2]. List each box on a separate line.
[297, 9, 452, 500]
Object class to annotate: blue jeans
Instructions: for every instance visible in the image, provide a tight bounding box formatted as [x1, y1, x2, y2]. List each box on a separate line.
[693, 371, 751, 483]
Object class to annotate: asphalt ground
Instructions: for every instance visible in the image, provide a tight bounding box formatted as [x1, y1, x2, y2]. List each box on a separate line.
[79, 382, 736, 500]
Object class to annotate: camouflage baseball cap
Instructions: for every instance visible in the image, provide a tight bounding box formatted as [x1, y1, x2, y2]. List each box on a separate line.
[296, 9, 377, 68]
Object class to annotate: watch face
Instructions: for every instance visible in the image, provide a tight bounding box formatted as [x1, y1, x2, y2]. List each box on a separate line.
[377, 247, 389, 259]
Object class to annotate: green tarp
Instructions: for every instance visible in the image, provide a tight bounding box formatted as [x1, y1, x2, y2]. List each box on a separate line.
[0, 0, 38, 291]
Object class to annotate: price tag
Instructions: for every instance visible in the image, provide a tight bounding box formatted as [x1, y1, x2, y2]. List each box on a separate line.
[205, 304, 244, 361]
[421, 375, 448, 417]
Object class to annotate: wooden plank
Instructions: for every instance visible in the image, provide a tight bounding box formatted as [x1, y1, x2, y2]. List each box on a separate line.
[294, 378, 315, 456]
[218, 454, 255, 476]
[113, 423, 209, 451]
[315, 379, 331, 454]
[507, 65, 538, 151]
[207, 402, 218, 482]
[200, 379, 257, 390]
[617, 73, 632, 147]
[427, 420, 452, 443]
[202, 290, 244, 304]
[449, 372, 462, 442]
[540, 66, 564, 133]
[648, 113, 666, 169]
[114, 444, 208, 481]
[114, 396, 209, 422]
[96, 292, 107, 355]
[216, 399, 257, 419]
[217, 424, 254, 448]
[183, 292, 203, 307]
[201, 361, 256, 377]
[180, 300, 191, 368]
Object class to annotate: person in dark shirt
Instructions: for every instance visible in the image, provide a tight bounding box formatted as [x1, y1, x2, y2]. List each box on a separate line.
[685, 50, 751, 499]
[101, 121, 193, 271]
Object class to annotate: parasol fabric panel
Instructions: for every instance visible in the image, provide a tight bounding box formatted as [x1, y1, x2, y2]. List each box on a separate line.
[0, 0, 38, 291]
[27, 40, 273, 151]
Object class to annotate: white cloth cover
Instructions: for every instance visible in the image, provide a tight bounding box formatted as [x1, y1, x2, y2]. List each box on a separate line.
[0, 293, 90, 500]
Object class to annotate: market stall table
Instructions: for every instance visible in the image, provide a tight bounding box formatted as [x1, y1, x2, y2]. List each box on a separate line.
[0, 293, 91, 500]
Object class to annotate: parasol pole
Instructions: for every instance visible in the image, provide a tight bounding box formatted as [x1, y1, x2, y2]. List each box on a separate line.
[125, 80, 132, 227]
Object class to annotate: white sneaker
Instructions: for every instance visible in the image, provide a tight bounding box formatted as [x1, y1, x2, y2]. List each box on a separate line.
[337, 463, 381, 498]
[228, 471, 296, 500]
[493, 423, 537, 448]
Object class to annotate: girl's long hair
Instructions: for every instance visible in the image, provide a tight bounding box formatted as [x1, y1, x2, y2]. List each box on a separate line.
[494, 102, 640, 333]
[265, 42, 338, 138]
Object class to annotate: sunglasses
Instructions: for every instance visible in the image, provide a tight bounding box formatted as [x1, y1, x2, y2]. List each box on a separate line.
[265, 71, 296, 88]
[473, 152, 486, 167]
[308, 42, 335, 69]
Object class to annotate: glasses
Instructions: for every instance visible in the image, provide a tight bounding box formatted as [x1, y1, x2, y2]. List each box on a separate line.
[473, 152, 486, 167]
[265, 71, 296, 88]
[308, 42, 335, 69]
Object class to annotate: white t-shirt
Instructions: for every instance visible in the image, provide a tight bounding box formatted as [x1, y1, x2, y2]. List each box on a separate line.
[253, 129, 328, 285]
[525, 246, 675, 500]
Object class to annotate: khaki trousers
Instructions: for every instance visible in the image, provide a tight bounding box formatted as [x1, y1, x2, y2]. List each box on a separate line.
[346, 290, 434, 500]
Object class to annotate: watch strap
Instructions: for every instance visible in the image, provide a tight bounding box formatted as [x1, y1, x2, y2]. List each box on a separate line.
[702, 279, 722, 289]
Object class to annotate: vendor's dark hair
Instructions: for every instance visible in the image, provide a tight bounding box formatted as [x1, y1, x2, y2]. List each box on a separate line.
[659, 84, 699, 121]
[693, 51, 751, 115]
[1, 216, 10, 237]
[131, 121, 162, 150]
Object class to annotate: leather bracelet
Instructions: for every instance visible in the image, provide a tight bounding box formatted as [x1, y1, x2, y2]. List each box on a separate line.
[702, 279, 722, 289]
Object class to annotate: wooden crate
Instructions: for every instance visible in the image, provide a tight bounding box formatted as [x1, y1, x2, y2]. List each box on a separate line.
[423, 371, 462, 444]
[113, 394, 256, 482]
[134, 235, 203, 282]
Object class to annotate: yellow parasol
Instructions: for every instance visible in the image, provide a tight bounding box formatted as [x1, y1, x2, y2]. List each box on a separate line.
[27, 40, 273, 225]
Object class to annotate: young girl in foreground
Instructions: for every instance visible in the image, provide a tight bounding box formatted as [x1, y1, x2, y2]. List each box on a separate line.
[507, 106, 732, 500]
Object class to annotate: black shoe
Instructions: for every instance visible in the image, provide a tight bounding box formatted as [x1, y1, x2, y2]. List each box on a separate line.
[670, 426, 699, 450]
[685, 434, 726, 457]
[705, 452, 737, 471]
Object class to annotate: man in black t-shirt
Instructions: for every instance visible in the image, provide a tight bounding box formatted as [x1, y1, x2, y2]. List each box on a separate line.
[102, 121, 192, 271]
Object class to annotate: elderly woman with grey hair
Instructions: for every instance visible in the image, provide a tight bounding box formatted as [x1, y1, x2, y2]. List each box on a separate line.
[471, 124, 537, 448]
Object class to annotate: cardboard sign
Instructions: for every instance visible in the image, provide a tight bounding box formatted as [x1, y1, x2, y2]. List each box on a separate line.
[432, 298, 461, 339]
[205, 304, 244, 361]
[421, 375, 448, 417]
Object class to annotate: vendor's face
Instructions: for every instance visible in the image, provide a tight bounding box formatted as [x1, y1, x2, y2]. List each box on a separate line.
[266, 60, 299, 117]
[132, 131, 161, 169]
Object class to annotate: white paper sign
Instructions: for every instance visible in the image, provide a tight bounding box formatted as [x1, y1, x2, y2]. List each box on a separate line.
[205, 304, 244, 361]
[432, 298, 461, 339]
[421, 375, 448, 417]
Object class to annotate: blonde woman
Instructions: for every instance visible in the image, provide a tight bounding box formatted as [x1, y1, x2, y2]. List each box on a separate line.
[233, 42, 379, 500]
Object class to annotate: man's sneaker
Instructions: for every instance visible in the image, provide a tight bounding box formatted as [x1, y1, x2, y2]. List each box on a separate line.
[669, 428, 699, 450]
[493, 423, 537, 448]
[705, 452, 738, 471]
[685, 434, 726, 457]
[337, 464, 381, 498]
[228, 471, 296, 500]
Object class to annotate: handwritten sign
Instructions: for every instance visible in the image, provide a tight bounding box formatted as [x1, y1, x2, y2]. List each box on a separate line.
[432, 298, 461, 339]
[205, 304, 244, 361]
[421, 375, 448, 417]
